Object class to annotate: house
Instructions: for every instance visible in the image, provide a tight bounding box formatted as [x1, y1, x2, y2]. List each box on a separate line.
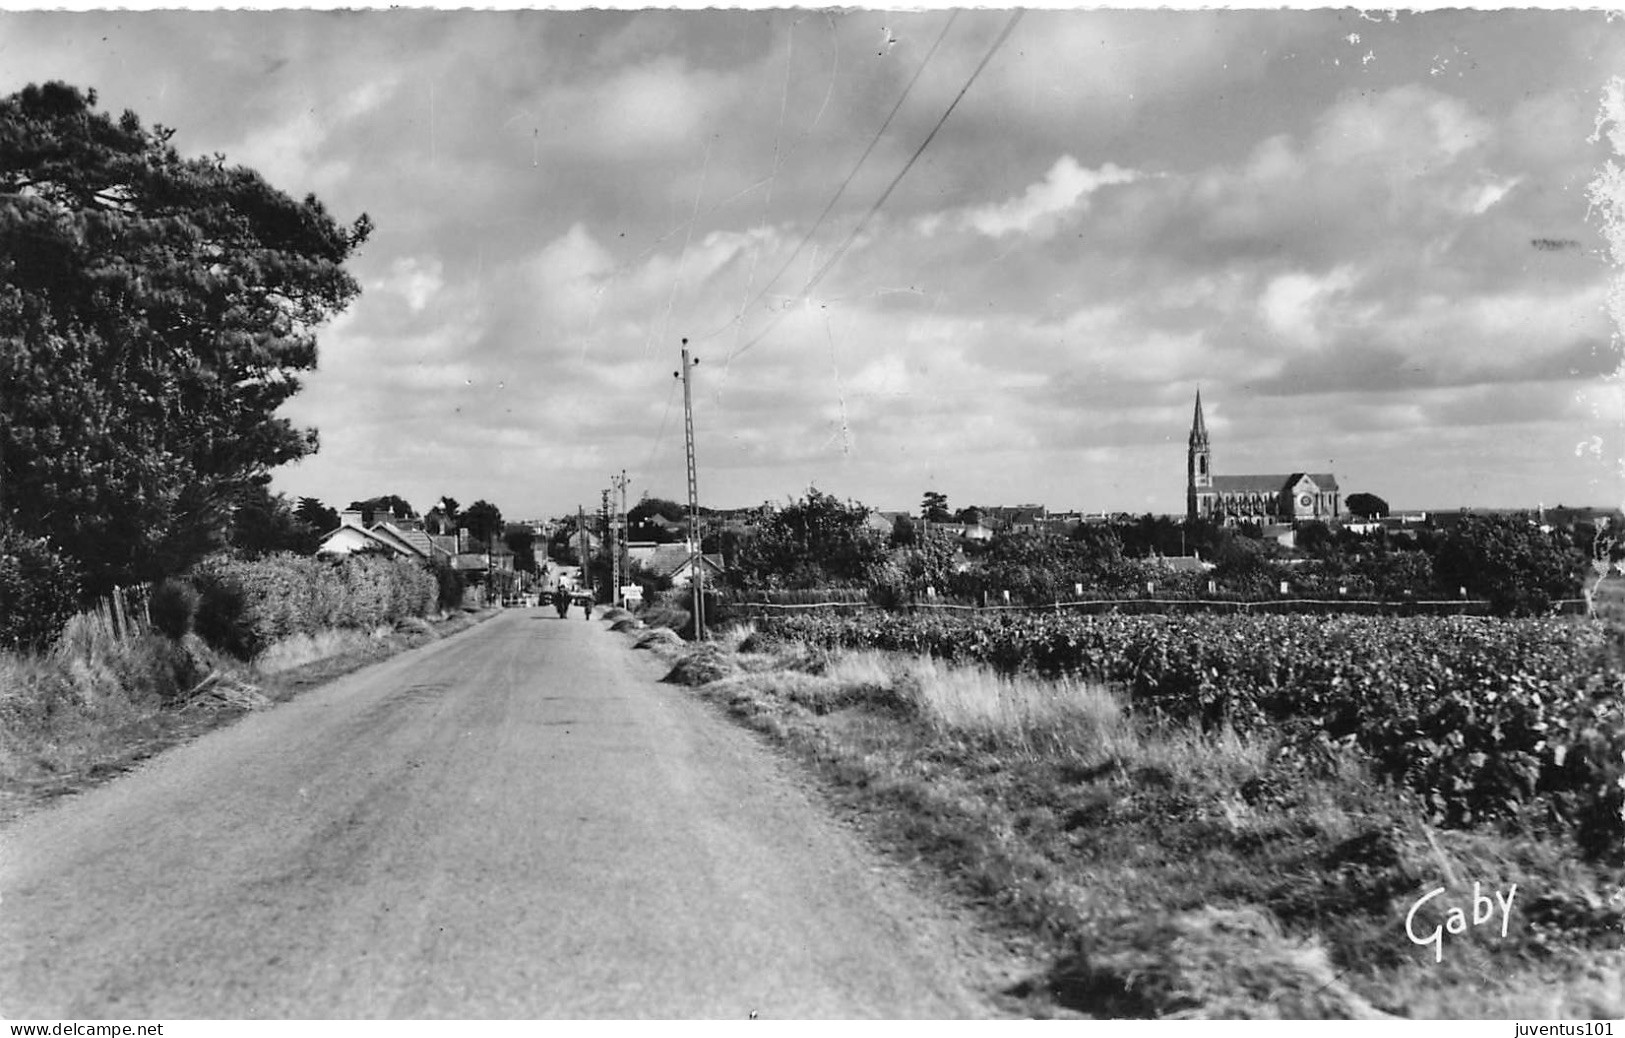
[866, 511, 911, 538]
[643, 544, 726, 588]
[979, 505, 1049, 535]
[955, 521, 996, 542]
[1152, 554, 1215, 574]
[372, 519, 442, 561]
[626, 541, 662, 569]
[317, 511, 440, 562]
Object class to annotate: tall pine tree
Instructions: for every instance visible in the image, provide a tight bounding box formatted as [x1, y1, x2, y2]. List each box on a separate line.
[0, 82, 371, 593]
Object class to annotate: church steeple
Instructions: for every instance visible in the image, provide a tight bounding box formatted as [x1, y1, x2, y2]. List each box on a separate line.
[1187, 388, 1212, 521]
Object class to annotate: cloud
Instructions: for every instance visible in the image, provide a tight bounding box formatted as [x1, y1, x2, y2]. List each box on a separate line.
[1258, 267, 1359, 347]
[376, 256, 445, 314]
[949, 157, 1141, 239]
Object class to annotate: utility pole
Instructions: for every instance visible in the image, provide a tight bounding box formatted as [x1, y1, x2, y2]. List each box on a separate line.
[577, 505, 588, 598]
[611, 469, 629, 608]
[601, 487, 614, 610]
[675, 340, 704, 640]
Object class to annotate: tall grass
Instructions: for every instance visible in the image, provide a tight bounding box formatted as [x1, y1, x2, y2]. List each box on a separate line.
[252, 627, 389, 675]
[896, 655, 1125, 754]
[0, 612, 202, 785]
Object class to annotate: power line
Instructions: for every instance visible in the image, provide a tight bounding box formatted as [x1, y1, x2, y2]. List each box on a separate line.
[726, 10, 1025, 365]
[717, 10, 962, 347]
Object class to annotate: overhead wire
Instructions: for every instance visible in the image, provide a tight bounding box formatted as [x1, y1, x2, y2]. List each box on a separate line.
[723, 9, 961, 346]
[724, 9, 1025, 365]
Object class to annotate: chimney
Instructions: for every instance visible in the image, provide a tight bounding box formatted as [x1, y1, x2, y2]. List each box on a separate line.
[340, 510, 364, 527]
[459, 527, 469, 553]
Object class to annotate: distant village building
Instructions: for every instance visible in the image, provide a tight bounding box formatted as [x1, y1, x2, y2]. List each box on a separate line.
[1186, 389, 1342, 525]
[317, 511, 443, 562]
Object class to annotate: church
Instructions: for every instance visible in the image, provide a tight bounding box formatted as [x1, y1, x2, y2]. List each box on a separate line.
[1186, 389, 1342, 524]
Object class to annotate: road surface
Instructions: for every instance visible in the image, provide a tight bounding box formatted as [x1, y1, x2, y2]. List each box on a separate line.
[0, 609, 1006, 1018]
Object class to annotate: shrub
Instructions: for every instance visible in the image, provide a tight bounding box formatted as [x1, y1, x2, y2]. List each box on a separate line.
[431, 559, 465, 611]
[0, 527, 81, 652]
[185, 552, 439, 659]
[190, 562, 256, 658]
[148, 578, 199, 640]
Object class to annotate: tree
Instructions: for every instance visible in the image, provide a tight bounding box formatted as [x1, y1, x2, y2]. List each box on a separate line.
[1433, 515, 1587, 615]
[921, 490, 951, 524]
[503, 523, 537, 574]
[628, 496, 686, 543]
[728, 487, 886, 589]
[0, 82, 371, 594]
[1346, 492, 1390, 519]
[424, 499, 458, 536]
[295, 496, 339, 534]
[229, 485, 321, 556]
[889, 514, 917, 547]
[461, 500, 503, 547]
[0, 523, 80, 651]
[1294, 520, 1337, 558]
[348, 495, 416, 526]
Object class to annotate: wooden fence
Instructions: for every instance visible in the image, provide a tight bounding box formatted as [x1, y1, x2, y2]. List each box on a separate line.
[728, 594, 1589, 619]
[92, 583, 152, 638]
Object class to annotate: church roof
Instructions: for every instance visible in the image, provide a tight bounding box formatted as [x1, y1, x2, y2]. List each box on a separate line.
[1288, 472, 1341, 492]
[1204, 473, 1341, 495]
[1210, 475, 1293, 494]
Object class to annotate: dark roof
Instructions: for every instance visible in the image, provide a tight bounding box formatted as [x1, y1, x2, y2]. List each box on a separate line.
[1207, 473, 1340, 495]
[1155, 555, 1212, 573]
[646, 544, 725, 579]
[1293, 472, 1341, 492]
[373, 522, 433, 558]
[1209, 475, 1291, 494]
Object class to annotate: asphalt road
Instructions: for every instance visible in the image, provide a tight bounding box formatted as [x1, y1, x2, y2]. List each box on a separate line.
[0, 610, 1004, 1019]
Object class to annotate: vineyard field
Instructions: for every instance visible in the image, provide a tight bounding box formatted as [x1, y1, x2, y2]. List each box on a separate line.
[748, 612, 1625, 854]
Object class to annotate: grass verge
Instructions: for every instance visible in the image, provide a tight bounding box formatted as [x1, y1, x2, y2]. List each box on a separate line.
[641, 626, 1625, 1019]
[0, 607, 498, 826]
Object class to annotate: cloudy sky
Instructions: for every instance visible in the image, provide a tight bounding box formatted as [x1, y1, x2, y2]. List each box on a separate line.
[3, 7, 1623, 519]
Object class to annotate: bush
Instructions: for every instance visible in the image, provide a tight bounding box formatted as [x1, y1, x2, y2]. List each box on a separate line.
[148, 578, 199, 640]
[431, 559, 465, 611]
[186, 552, 439, 659]
[0, 527, 81, 652]
[190, 562, 256, 658]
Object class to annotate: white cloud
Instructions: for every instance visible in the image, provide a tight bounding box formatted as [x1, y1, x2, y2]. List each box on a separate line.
[1259, 267, 1358, 347]
[1462, 176, 1521, 215]
[959, 157, 1140, 239]
[918, 156, 1141, 241]
[377, 256, 445, 313]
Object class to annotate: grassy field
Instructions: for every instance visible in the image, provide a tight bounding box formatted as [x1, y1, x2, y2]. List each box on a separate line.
[630, 620, 1625, 1019]
[0, 608, 496, 825]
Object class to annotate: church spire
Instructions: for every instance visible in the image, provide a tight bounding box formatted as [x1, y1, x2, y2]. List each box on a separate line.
[1188, 387, 1213, 513]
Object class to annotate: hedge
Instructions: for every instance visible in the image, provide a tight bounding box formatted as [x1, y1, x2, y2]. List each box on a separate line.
[188, 552, 438, 659]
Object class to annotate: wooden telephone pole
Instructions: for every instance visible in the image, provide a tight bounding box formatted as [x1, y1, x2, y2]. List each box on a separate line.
[601, 488, 613, 609]
[576, 505, 589, 598]
[675, 340, 704, 640]
[611, 469, 629, 608]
